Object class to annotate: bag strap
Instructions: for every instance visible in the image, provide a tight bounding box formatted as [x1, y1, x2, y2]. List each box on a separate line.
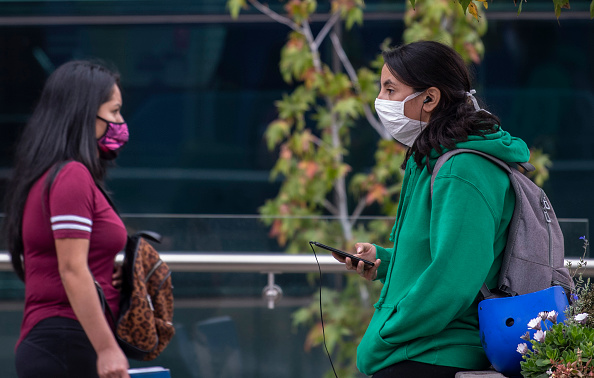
[429, 148, 534, 300]
[430, 148, 535, 198]
[95, 280, 117, 327]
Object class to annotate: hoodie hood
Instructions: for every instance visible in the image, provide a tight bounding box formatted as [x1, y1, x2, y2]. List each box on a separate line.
[427, 128, 530, 167]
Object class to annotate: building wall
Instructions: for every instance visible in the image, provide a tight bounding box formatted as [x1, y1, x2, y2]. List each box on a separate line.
[0, 1, 592, 223]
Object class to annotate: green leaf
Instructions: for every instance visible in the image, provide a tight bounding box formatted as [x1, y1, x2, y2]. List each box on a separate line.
[591, 0, 594, 18]
[279, 33, 313, 84]
[275, 87, 315, 121]
[459, 0, 472, 14]
[226, 0, 246, 19]
[345, 7, 364, 30]
[518, 0, 523, 15]
[552, 0, 568, 18]
[265, 120, 291, 150]
[535, 359, 551, 367]
[409, 0, 416, 9]
[334, 97, 363, 120]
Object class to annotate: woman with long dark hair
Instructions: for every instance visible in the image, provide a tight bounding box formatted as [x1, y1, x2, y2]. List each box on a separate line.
[332, 41, 530, 377]
[4, 60, 130, 377]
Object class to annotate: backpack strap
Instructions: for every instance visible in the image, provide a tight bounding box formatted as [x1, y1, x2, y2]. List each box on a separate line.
[430, 148, 534, 300]
[431, 149, 513, 198]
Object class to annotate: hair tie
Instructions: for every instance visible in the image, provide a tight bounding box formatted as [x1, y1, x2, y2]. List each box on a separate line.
[465, 89, 492, 115]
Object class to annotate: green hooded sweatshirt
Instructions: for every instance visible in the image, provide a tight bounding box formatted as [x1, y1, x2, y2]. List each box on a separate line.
[356, 129, 530, 375]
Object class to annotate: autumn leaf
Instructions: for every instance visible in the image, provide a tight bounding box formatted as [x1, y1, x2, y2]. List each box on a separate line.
[474, 0, 488, 9]
[365, 184, 388, 205]
[298, 160, 319, 179]
[464, 42, 481, 64]
[304, 322, 323, 352]
[280, 144, 293, 160]
[468, 2, 479, 20]
[269, 219, 287, 246]
[285, 0, 316, 24]
[331, 0, 358, 13]
[302, 67, 320, 89]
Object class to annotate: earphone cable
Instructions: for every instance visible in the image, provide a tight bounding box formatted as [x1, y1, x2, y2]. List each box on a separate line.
[309, 242, 339, 378]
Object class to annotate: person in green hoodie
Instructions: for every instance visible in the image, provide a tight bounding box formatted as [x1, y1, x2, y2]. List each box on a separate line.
[332, 41, 531, 377]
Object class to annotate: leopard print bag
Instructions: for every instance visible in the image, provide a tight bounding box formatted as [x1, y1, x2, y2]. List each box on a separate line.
[98, 231, 175, 361]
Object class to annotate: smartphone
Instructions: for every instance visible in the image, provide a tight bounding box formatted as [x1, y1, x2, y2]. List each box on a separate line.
[310, 241, 375, 269]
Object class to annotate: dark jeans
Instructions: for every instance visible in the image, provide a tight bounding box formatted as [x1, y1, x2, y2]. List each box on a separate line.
[372, 360, 470, 378]
[15, 317, 99, 378]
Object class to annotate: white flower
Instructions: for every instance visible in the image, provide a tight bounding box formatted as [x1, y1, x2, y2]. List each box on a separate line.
[533, 329, 546, 342]
[517, 343, 529, 355]
[546, 369, 553, 376]
[528, 317, 542, 330]
[575, 313, 589, 324]
[539, 311, 549, 320]
[547, 310, 558, 324]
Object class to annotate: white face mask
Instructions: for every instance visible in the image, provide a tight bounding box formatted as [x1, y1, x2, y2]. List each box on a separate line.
[375, 92, 427, 147]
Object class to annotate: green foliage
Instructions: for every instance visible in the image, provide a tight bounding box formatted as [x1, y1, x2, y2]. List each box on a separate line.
[520, 321, 594, 377]
[228, 0, 561, 376]
[229, 0, 403, 374]
[332, 0, 365, 30]
[280, 32, 314, 84]
[227, 0, 247, 19]
[552, 0, 571, 18]
[521, 238, 594, 377]
[403, 0, 487, 64]
[527, 148, 553, 188]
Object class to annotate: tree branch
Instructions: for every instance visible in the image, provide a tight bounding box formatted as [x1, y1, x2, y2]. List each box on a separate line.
[248, 0, 301, 32]
[330, 32, 391, 140]
[323, 199, 339, 216]
[330, 32, 358, 87]
[302, 20, 322, 71]
[349, 197, 368, 227]
[314, 12, 342, 49]
[310, 134, 333, 150]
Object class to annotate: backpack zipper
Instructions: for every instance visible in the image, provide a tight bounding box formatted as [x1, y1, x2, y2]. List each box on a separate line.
[541, 190, 553, 267]
[144, 259, 166, 312]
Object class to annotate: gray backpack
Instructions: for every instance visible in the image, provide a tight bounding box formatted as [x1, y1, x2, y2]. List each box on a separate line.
[431, 149, 573, 299]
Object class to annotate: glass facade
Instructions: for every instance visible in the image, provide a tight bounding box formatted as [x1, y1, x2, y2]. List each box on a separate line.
[0, 2, 591, 217]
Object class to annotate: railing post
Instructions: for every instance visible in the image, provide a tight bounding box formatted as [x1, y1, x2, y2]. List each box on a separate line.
[262, 272, 283, 309]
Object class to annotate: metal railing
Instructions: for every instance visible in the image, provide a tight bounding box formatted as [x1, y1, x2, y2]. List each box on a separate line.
[2, 252, 592, 308]
[2, 252, 591, 275]
[0, 251, 346, 273]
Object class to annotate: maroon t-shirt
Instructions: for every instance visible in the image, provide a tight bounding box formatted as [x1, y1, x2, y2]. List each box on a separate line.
[17, 161, 127, 346]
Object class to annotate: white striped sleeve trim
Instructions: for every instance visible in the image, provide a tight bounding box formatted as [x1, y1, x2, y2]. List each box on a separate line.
[50, 215, 93, 226]
[51, 224, 92, 233]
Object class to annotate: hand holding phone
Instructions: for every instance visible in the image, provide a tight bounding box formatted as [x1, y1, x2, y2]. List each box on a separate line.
[310, 241, 375, 269]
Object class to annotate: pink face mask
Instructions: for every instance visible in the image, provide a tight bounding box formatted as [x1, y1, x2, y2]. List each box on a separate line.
[97, 116, 129, 160]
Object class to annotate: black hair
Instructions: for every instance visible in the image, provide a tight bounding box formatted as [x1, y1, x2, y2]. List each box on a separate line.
[382, 41, 501, 170]
[3, 60, 120, 281]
